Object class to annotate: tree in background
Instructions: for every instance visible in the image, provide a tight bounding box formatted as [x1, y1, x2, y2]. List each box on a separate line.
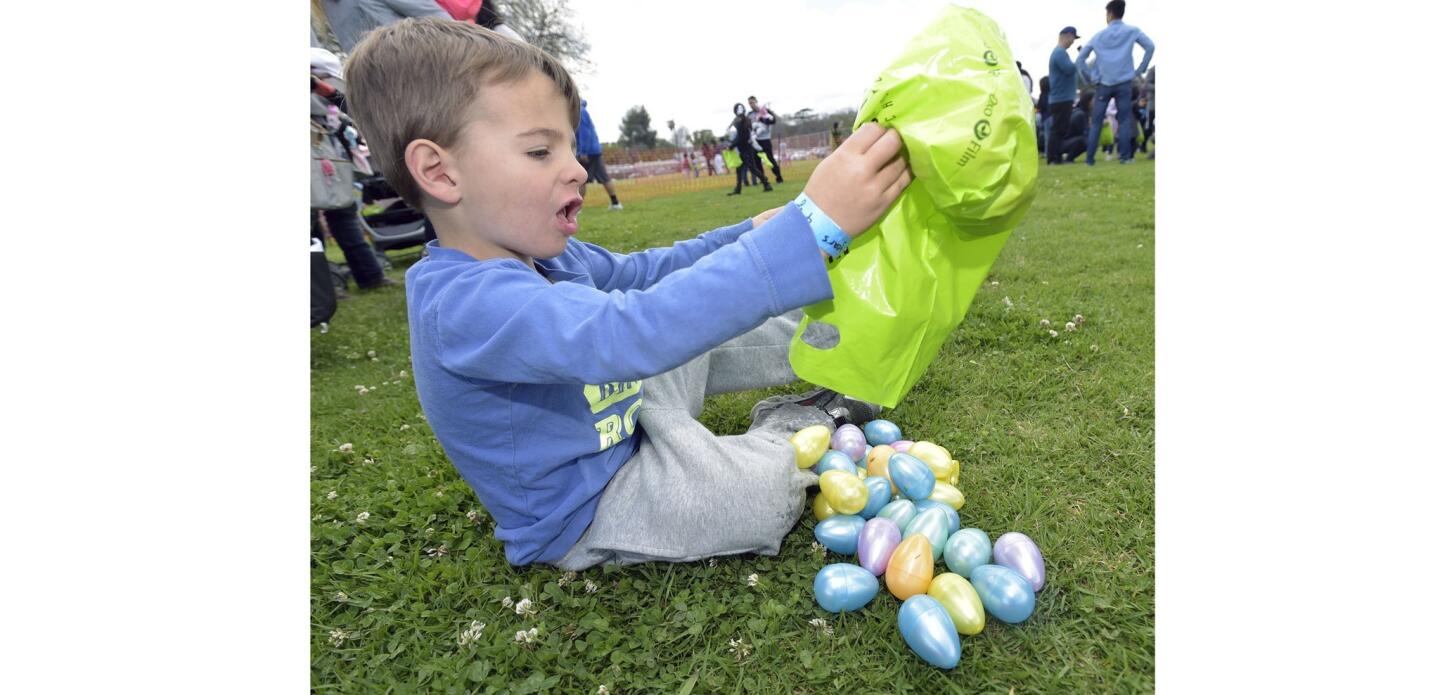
[691, 129, 718, 146]
[617, 106, 658, 149]
[498, 0, 591, 72]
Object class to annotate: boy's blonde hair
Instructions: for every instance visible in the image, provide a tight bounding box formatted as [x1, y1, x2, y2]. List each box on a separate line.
[345, 18, 581, 208]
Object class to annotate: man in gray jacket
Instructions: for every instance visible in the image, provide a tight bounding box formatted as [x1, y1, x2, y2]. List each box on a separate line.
[1076, 0, 1154, 165]
[321, 0, 452, 54]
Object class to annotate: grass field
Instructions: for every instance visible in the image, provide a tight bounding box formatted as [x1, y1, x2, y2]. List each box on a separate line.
[311, 156, 1155, 693]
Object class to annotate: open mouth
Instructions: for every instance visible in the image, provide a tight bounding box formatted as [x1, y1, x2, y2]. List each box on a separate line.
[556, 197, 583, 227]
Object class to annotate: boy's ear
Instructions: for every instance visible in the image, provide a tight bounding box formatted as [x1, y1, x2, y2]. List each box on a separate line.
[404, 139, 462, 205]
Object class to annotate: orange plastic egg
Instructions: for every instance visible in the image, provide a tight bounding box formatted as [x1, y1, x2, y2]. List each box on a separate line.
[885, 534, 935, 600]
[865, 445, 897, 494]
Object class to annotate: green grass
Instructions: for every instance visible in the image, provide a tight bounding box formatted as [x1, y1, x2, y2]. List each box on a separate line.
[311, 158, 1155, 693]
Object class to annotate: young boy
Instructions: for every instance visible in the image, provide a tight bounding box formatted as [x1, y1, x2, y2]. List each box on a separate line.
[345, 19, 912, 570]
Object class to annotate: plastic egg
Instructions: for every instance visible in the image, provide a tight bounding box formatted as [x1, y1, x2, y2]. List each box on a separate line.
[928, 573, 986, 636]
[928, 482, 965, 511]
[885, 534, 934, 600]
[942, 528, 992, 577]
[858, 476, 893, 518]
[830, 425, 868, 462]
[948, 465, 960, 486]
[907, 441, 954, 479]
[888, 453, 936, 501]
[813, 493, 837, 521]
[814, 514, 866, 555]
[815, 450, 858, 477]
[992, 532, 1046, 592]
[863, 419, 902, 446]
[813, 563, 879, 613]
[789, 425, 832, 469]
[857, 517, 902, 575]
[913, 499, 959, 536]
[897, 595, 961, 669]
[865, 445, 897, 493]
[970, 564, 1036, 624]
[903, 507, 950, 561]
[819, 470, 868, 515]
[891, 439, 914, 453]
[876, 499, 917, 530]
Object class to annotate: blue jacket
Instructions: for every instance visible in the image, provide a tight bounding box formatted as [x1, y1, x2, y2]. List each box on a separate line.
[576, 100, 602, 156]
[1076, 20, 1154, 87]
[404, 204, 832, 565]
[1048, 45, 1078, 104]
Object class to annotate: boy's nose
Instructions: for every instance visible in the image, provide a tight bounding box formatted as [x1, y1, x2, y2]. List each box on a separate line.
[564, 154, 587, 186]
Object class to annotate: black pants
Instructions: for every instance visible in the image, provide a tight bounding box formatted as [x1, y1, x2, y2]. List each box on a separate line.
[1046, 100, 1073, 164]
[756, 138, 782, 180]
[312, 205, 385, 288]
[734, 146, 769, 191]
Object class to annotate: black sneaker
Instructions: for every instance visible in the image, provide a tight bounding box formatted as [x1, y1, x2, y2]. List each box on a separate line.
[792, 388, 882, 427]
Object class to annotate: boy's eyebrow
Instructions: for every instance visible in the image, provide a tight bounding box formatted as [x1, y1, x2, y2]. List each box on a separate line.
[515, 127, 566, 141]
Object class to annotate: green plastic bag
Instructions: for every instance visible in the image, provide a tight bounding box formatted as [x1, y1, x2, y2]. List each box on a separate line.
[787, 5, 1038, 408]
[721, 148, 741, 171]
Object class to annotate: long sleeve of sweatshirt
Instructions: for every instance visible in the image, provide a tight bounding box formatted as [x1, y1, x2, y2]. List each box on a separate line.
[572, 218, 752, 292]
[426, 203, 830, 386]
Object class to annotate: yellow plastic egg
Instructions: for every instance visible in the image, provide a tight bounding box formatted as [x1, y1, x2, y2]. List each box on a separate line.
[928, 573, 986, 635]
[813, 493, 837, 521]
[789, 425, 832, 469]
[928, 482, 966, 510]
[907, 441, 953, 480]
[949, 463, 960, 487]
[819, 470, 869, 515]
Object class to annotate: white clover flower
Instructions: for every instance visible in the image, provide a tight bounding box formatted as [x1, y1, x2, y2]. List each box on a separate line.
[425, 527, 434, 535]
[466, 510, 481, 523]
[354, 384, 365, 391]
[458, 621, 486, 646]
[367, 350, 377, 358]
[425, 544, 448, 558]
[434, 490, 445, 497]
[1002, 296, 1013, 308]
[1065, 322, 1077, 332]
[363, 457, 375, 465]
[399, 370, 408, 377]
[400, 424, 410, 431]
[357, 387, 370, 395]
[1040, 319, 1051, 328]
[1123, 406, 1132, 417]
[727, 637, 752, 661]
[338, 443, 354, 454]
[707, 558, 718, 568]
[355, 511, 370, 523]
[514, 630, 529, 643]
[514, 598, 536, 616]
[558, 571, 577, 587]
[501, 596, 514, 609]
[334, 591, 348, 602]
[808, 618, 834, 636]
[746, 573, 760, 587]
[584, 579, 599, 594]
[326, 490, 337, 500]
[810, 542, 825, 555]
[989, 281, 999, 286]
[329, 629, 349, 646]
[1090, 344, 1099, 352]
[597, 686, 609, 695]
[1074, 313, 1086, 324]
[1048, 330, 1059, 338]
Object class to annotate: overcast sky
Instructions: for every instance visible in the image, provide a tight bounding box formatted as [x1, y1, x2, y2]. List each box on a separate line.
[561, 0, 1160, 145]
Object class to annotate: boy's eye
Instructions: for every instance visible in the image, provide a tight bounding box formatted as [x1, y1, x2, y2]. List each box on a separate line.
[527, 148, 550, 159]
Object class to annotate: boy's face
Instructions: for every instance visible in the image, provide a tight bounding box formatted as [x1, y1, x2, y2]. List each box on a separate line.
[448, 72, 587, 264]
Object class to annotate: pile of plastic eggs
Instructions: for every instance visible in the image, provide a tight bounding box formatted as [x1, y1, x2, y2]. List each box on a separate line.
[790, 420, 1047, 670]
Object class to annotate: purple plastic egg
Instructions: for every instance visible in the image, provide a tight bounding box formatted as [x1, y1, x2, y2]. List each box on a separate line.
[891, 440, 915, 453]
[857, 517, 902, 575]
[992, 532, 1046, 592]
[831, 426, 868, 462]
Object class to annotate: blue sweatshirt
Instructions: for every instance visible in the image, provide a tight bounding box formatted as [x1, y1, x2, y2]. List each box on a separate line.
[1048, 45, 1078, 104]
[575, 100, 602, 156]
[405, 204, 833, 565]
[1076, 20, 1154, 87]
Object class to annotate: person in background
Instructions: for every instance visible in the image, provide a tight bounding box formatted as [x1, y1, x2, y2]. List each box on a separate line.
[726, 103, 772, 195]
[1076, 0, 1154, 165]
[1046, 26, 1080, 165]
[1036, 75, 1050, 158]
[747, 96, 783, 183]
[322, 0, 452, 53]
[1017, 61, 1034, 107]
[576, 100, 623, 210]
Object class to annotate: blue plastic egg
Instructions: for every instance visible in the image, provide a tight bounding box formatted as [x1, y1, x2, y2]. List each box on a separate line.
[813, 563, 879, 613]
[897, 595, 961, 669]
[875, 499, 917, 530]
[943, 528, 992, 577]
[815, 450, 858, 477]
[814, 514, 866, 555]
[863, 419, 902, 446]
[903, 506, 950, 561]
[858, 476, 893, 518]
[913, 500, 959, 536]
[888, 453, 936, 501]
[970, 564, 1036, 624]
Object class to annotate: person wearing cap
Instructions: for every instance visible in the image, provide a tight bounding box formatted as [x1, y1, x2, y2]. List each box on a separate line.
[1047, 26, 1081, 165]
[1075, 0, 1154, 165]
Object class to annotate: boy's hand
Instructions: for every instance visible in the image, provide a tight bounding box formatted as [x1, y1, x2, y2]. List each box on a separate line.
[802, 122, 913, 238]
[752, 206, 785, 228]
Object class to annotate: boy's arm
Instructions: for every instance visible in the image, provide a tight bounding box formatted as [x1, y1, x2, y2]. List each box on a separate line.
[431, 204, 830, 385]
[574, 217, 756, 292]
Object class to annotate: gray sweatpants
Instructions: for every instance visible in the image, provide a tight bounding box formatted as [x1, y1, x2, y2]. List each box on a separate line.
[554, 310, 831, 571]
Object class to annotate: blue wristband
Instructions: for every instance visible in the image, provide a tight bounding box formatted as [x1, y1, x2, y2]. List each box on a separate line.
[793, 192, 850, 258]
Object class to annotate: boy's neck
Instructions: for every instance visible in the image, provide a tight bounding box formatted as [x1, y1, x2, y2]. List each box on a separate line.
[430, 216, 536, 271]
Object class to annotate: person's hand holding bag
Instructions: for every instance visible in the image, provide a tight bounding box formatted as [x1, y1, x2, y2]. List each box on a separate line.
[800, 123, 913, 247]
